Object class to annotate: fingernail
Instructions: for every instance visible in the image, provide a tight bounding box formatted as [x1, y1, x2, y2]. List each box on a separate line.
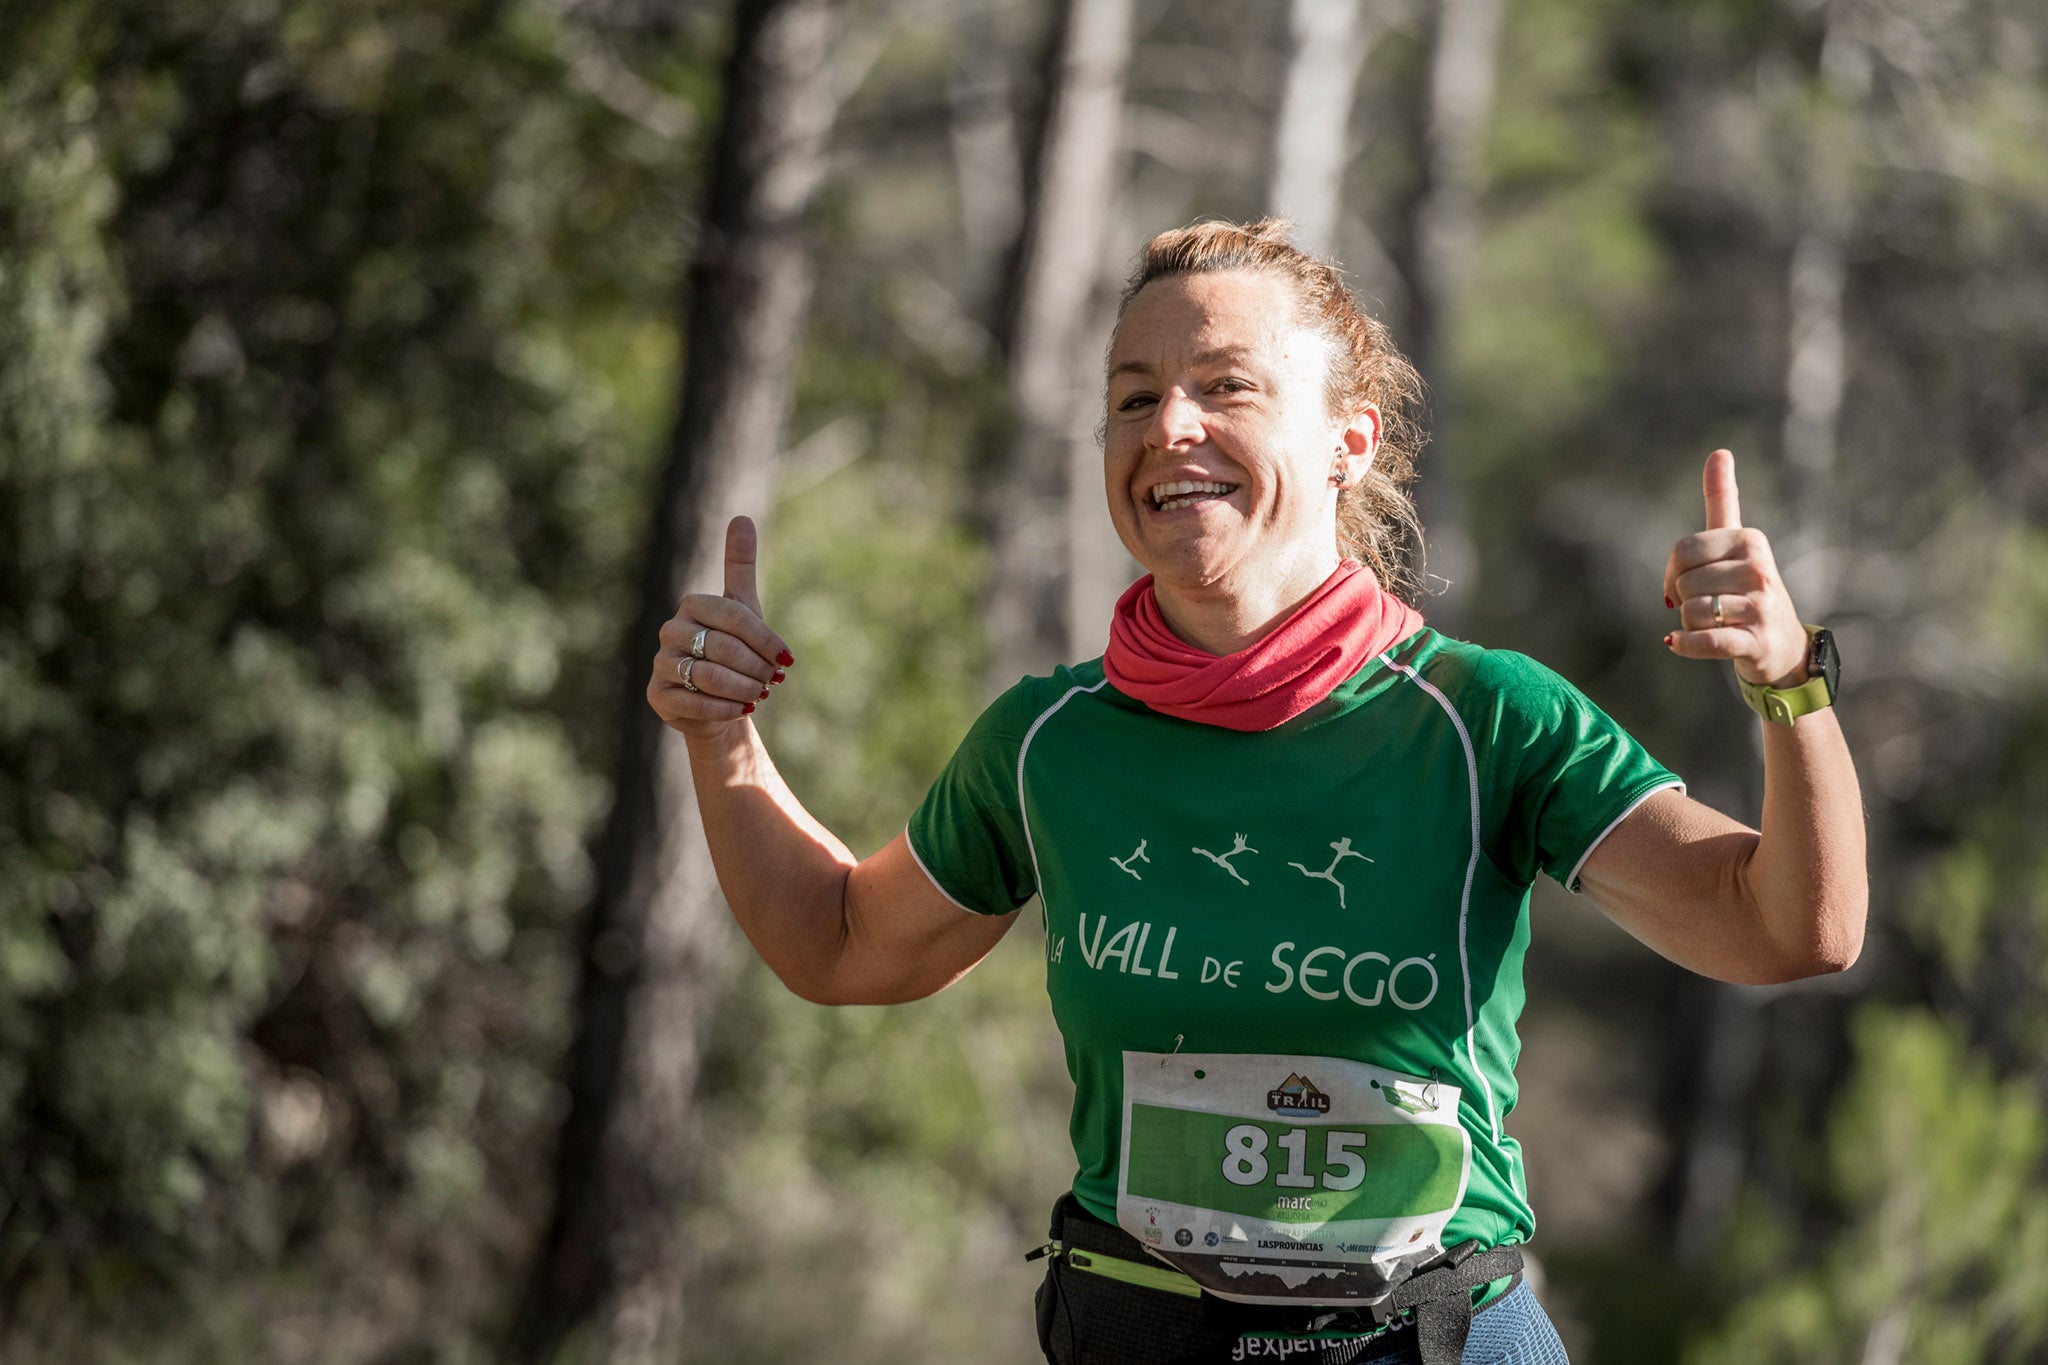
[759, 688, 770, 700]
[775, 649, 795, 668]
[742, 702, 756, 714]
[1664, 595, 1674, 609]
[1663, 633, 1675, 649]
[771, 669, 786, 684]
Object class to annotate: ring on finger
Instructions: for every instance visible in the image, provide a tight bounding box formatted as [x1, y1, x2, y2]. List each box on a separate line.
[689, 627, 709, 660]
[1711, 594, 1725, 627]
[680, 657, 700, 692]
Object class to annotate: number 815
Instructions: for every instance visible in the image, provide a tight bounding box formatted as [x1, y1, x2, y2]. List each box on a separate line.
[1221, 1124, 1367, 1191]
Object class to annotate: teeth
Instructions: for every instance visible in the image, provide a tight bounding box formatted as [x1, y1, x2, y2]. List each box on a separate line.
[1150, 479, 1235, 509]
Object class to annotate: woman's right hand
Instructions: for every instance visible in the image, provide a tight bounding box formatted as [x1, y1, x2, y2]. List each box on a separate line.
[647, 515, 796, 736]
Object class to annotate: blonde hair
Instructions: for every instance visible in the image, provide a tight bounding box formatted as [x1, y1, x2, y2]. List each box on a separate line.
[1113, 218, 1428, 604]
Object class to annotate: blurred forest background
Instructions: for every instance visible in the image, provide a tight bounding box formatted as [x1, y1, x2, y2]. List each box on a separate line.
[4, 0, 2047, 1361]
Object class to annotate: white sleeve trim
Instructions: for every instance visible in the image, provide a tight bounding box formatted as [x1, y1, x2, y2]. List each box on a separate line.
[903, 827, 984, 916]
[1565, 779, 1686, 894]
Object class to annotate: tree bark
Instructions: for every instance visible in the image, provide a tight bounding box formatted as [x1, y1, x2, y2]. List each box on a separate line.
[983, 0, 1134, 690]
[1405, 0, 1503, 626]
[1774, 10, 1864, 614]
[510, 2, 839, 1360]
[948, 3, 1026, 326]
[1265, 0, 1380, 260]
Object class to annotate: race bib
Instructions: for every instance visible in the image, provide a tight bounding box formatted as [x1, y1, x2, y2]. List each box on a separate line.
[1116, 1052, 1472, 1306]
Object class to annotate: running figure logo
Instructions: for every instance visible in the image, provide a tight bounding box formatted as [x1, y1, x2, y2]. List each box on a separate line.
[1193, 833, 1257, 886]
[1289, 837, 1373, 908]
[1111, 839, 1150, 880]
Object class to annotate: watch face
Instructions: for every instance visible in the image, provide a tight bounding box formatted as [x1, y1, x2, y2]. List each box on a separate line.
[1811, 628, 1839, 696]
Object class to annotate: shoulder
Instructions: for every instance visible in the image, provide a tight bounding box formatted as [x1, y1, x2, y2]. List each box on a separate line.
[1392, 632, 1583, 721]
[970, 658, 1115, 746]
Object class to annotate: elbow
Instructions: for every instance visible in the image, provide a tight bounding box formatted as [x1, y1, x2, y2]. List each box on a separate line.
[778, 964, 847, 1006]
[1815, 905, 1866, 976]
[777, 968, 926, 1008]
[1761, 889, 1868, 983]
[1811, 876, 1870, 975]
[764, 872, 869, 1006]
[769, 940, 921, 1008]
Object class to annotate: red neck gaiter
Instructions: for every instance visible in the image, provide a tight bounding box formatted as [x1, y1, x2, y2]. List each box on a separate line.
[1103, 559, 1424, 732]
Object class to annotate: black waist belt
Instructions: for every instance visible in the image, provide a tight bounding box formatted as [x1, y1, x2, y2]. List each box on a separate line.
[1382, 1239, 1526, 1363]
[1029, 1194, 1526, 1365]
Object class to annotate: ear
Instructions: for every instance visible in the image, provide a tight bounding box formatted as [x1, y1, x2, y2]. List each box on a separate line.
[1332, 404, 1382, 488]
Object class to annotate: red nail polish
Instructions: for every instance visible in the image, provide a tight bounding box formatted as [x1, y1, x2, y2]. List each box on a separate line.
[742, 702, 756, 714]
[1663, 633, 1675, 648]
[1664, 595, 1674, 609]
[771, 669, 786, 684]
[775, 649, 795, 667]
[759, 688, 770, 700]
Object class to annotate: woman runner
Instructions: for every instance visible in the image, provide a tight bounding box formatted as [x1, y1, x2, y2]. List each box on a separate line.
[647, 220, 1867, 1364]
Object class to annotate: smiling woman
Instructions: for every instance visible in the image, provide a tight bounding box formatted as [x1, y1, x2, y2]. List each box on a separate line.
[647, 218, 1867, 1365]
[1104, 221, 1427, 636]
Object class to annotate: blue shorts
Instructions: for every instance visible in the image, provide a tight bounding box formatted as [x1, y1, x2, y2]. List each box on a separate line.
[1369, 1280, 1570, 1364]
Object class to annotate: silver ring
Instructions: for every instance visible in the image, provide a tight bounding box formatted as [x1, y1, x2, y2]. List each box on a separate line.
[1711, 594, 1725, 627]
[680, 657, 700, 692]
[689, 627, 709, 659]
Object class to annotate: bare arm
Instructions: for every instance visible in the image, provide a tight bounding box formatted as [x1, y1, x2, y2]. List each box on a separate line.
[1577, 450, 1867, 984]
[1577, 713, 1865, 982]
[649, 517, 1017, 1005]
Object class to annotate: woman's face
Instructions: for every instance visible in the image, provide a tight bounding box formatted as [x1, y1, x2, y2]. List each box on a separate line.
[1104, 269, 1377, 616]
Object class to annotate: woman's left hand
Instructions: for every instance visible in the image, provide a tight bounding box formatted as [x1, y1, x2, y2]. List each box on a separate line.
[1662, 448, 1812, 689]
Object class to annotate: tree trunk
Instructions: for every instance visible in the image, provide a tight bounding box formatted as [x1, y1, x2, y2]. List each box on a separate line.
[948, 4, 1026, 326]
[1265, 0, 1381, 260]
[983, 0, 1134, 690]
[510, 2, 839, 1360]
[1776, 226, 1850, 611]
[1405, 0, 1503, 626]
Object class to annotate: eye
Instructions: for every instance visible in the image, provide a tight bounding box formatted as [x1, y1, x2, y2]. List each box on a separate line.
[1116, 392, 1157, 413]
[1211, 376, 1253, 395]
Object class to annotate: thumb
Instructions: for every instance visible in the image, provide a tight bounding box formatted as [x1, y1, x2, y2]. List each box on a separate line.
[723, 515, 763, 616]
[1703, 448, 1742, 531]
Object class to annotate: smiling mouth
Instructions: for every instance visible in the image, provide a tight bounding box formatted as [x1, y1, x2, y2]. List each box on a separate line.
[1149, 479, 1239, 511]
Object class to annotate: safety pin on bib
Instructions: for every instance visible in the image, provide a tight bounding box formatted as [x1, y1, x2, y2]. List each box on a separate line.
[1161, 1034, 1184, 1066]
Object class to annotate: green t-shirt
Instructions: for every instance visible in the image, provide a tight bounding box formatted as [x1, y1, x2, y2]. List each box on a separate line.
[907, 628, 1680, 1294]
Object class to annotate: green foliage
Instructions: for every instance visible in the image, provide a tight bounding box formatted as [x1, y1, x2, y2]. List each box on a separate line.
[1689, 1008, 2048, 1364]
[1, 0, 702, 1351]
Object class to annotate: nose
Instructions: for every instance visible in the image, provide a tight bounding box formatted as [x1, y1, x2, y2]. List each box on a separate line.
[1147, 386, 1204, 449]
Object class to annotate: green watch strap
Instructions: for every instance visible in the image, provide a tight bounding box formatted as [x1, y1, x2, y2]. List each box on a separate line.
[1739, 673, 1830, 727]
[1738, 625, 1834, 727]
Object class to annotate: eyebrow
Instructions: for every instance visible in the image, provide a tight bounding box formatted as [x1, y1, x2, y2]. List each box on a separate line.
[1108, 345, 1261, 382]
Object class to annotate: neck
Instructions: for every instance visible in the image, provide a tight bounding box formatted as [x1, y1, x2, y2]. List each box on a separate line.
[1152, 554, 1342, 655]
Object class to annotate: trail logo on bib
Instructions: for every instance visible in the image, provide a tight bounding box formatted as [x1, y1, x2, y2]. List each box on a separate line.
[1266, 1075, 1332, 1116]
[1117, 1051, 1474, 1306]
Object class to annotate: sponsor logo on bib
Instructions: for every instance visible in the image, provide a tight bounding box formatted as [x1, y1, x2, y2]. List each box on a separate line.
[1265, 1073, 1332, 1116]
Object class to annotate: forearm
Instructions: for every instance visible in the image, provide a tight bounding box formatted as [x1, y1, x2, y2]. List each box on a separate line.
[682, 719, 855, 998]
[1741, 708, 1868, 974]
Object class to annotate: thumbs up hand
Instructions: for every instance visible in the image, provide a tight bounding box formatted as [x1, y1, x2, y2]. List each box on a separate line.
[648, 515, 797, 734]
[1662, 450, 1812, 689]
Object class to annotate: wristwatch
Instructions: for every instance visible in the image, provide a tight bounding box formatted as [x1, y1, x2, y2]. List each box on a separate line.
[1738, 625, 1839, 727]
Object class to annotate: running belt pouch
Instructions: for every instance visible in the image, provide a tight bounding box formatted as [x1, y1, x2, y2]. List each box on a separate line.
[1035, 1195, 1423, 1365]
[1036, 1194, 1208, 1365]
